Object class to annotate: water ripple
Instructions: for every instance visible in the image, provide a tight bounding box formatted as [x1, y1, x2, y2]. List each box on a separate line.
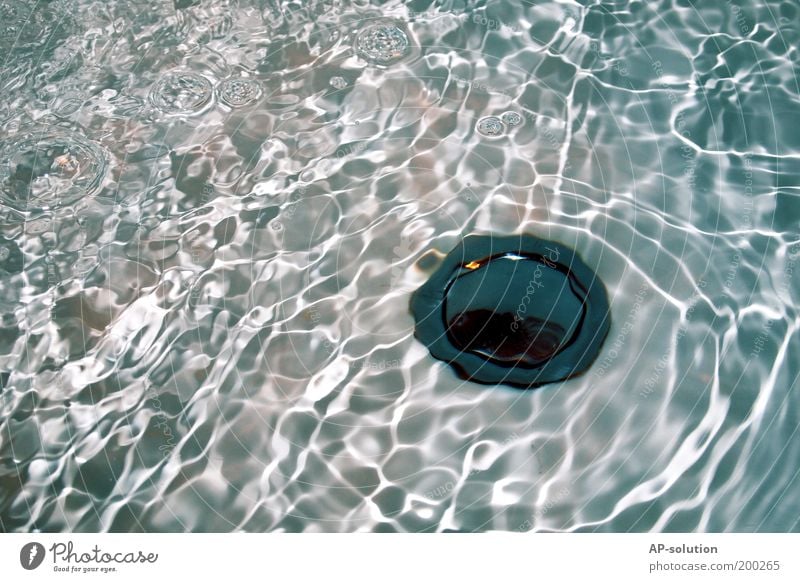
[0, 0, 798, 534]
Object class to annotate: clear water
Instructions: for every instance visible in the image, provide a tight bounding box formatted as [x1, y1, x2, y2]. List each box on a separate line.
[0, 0, 798, 532]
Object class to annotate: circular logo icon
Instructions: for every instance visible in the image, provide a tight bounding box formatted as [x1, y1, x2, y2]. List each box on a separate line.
[20, 542, 46, 570]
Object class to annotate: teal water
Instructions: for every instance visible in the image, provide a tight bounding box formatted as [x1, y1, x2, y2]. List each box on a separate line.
[0, 0, 798, 532]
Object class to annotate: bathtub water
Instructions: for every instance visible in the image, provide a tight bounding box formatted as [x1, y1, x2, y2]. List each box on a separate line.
[0, 0, 798, 532]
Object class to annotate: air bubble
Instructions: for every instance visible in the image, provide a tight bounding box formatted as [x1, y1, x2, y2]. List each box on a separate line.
[0, 130, 108, 211]
[329, 76, 348, 89]
[354, 20, 411, 66]
[501, 111, 523, 127]
[476, 116, 506, 138]
[53, 92, 86, 117]
[217, 78, 262, 108]
[149, 71, 213, 114]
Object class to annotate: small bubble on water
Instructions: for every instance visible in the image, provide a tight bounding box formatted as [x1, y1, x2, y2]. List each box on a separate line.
[355, 20, 411, 66]
[501, 111, 523, 127]
[300, 170, 314, 182]
[476, 116, 506, 137]
[329, 76, 347, 89]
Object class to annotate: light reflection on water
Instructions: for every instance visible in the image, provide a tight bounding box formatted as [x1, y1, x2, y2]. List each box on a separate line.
[0, 0, 798, 533]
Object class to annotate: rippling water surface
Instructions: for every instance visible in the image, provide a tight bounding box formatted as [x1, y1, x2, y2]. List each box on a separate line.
[1, 0, 799, 532]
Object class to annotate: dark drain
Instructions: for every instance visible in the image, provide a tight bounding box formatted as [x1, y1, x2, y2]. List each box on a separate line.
[411, 234, 611, 388]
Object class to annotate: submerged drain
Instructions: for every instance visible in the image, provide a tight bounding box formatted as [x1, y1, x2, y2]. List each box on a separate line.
[411, 234, 610, 388]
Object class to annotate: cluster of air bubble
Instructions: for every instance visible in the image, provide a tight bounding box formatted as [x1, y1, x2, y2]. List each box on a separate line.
[475, 111, 525, 138]
[0, 131, 108, 211]
[354, 20, 411, 66]
[217, 78, 262, 108]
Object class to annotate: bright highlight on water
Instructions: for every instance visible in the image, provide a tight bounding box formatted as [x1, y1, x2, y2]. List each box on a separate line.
[0, 0, 797, 535]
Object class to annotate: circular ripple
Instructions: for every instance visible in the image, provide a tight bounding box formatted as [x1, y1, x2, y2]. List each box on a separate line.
[501, 111, 523, 127]
[0, 131, 107, 211]
[476, 116, 506, 138]
[217, 78, 262, 108]
[149, 71, 213, 113]
[354, 20, 411, 66]
[410, 235, 611, 388]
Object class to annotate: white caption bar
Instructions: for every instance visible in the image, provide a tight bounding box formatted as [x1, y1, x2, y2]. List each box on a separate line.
[1, 534, 798, 581]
